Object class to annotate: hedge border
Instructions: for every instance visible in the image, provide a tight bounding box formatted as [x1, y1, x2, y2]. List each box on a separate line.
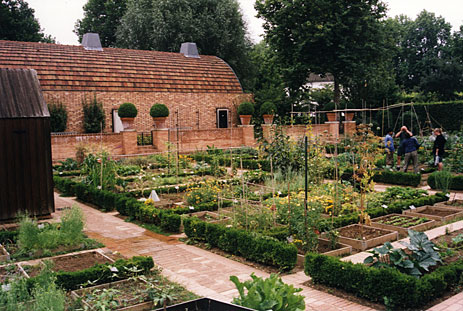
[428, 172, 463, 191]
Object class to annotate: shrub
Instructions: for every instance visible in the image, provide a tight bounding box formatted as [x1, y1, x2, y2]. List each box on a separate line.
[160, 212, 181, 233]
[82, 95, 105, 133]
[230, 273, 305, 311]
[237, 102, 255, 115]
[373, 170, 422, 187]
[428, 171, 463, 191]
[150, 103, 169, 117]
[260, 102, 277, 115]
[48, 102, 67, 132]
[118, 102, 138, 118]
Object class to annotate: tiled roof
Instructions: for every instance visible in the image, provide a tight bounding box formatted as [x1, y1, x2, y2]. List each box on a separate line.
[0, 40, 243, 93]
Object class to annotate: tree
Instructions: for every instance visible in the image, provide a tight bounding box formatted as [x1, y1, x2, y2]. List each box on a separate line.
[0, 0, 54, 42]
[74, 0, 127, 47]
[255, 0, 390, 108]
[116, 0, 252, 89]
[82, 95, 105, 133]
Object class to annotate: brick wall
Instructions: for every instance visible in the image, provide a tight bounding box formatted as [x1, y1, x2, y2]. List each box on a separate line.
[43, 91, 253, 133]
[262, 123, 348, 143]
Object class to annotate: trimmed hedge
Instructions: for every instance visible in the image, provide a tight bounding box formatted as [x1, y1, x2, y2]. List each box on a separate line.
[190, 154, 271, 171]
[27, 256, 154, 291]
[373, 170, 422, 187]
[305, 253, 463, 308]
[183, 218, 297, 271]
[428, 172, 463, 191]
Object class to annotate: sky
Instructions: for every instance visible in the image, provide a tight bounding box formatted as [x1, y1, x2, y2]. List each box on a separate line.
[26, 0, 463, 45]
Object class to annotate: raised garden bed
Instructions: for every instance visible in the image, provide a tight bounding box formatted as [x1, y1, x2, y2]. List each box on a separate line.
[0, 244, 10, 262]
[183, 211, 230, 225]
[403, 205, 463, 223]
[325, 224, 398, 250]
[19, 263, 42, 278]
[370, 214, 435, 236]
[0, 264, 27, 283]
[296, 237, 352, 267]
[49, 250, 114, 272]
[72, 278, 154, 311]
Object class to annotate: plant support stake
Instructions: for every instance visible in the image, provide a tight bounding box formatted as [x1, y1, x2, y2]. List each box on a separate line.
[304, 135, 308, 239]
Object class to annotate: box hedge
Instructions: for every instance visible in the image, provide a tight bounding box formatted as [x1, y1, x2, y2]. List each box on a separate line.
[183, 217, 297, 271]
[325, 168, 421, 187]
[305, 253, 463, 308]
[428, 172, 463, 191]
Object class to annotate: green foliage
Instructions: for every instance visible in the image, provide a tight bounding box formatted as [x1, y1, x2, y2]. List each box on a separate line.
[82, 95, 106, 133]
[82, 152, 116, 190]
[0, 0, 55, 42]
[260, 102, 277, 115]
[150, 103, 169, 117]
[428, 170, 455, 191]
[237, 102, 255, 115]
[74, 0, 127, 47]
[56, 158, 79, 172]
[118, 102, 138, 118]
[364, 230, 442, 277]
[373, 170, 422, 187]
[230, 273, 305, 311]
[183, 218, 297, 270]
[48, 102, 68, 132]
[116, 0, 252, 89]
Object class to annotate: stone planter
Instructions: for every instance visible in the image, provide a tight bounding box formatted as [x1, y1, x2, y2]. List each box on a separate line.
[239, 115, 252, 125]
[371, 214, 436, 237]
[326, 112, 336, 122]
[262, 114, 274, 124]
[0, 244, 10, 262]
[120, 117, 135, 130]
[325, 224, 398, 251]
[345, 112, 354, 121]
[403, 205, 463, 223]
[153, 117, 167, 129]
[296, 237, 352, 268]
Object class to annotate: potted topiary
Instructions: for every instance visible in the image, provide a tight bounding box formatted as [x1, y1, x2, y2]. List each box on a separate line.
[323, 102, 337, 121]
[118, 102, 138, 130]
[260, 102, 277, 124]
[343, 101, 355, 121]
[237, 102, 254, 125]
[150, 103, 169, 128]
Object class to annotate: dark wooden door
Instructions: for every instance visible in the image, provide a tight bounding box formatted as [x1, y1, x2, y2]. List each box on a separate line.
[217, 109, 229, 128]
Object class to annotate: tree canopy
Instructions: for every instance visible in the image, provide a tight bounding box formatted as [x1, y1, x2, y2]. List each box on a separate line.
[0, 0, 54, 42]
[116, 0, 252, 89]
[74, 0, 127, 47]
[255, 0, 390, 106]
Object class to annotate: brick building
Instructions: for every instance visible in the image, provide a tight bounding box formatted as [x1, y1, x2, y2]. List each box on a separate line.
[0, 38, 251, 133]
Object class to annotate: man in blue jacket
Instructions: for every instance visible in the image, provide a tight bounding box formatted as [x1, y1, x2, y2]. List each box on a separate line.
[400, 133, 420, 173]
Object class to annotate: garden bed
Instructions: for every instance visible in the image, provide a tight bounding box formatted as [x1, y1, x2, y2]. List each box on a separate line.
[0, 264, 27, 283]
[19, 263, 42, 278]
[0, 244, 10, 262]
[370, 214, 435, 236]
[49, 250, 114, 272]
[327, 224, 398, 250]
[296, 238, 352, 267]
[403, 205, 463, 223]
[182, 211, 230, 225]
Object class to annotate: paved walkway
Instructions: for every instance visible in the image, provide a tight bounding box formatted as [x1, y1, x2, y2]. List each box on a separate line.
[55, 193, 374, 311]
[55, 192, 463, 311]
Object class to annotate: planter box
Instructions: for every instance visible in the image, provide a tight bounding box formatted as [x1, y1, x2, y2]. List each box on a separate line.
[326, 224, 398, 251]
[262, 114, 274, 124]
[403, 205, 463, 223]
[239, 115, 252, 125]
[0, 263, 28, 283]
[72, 278, 153, 311]
[296, 237, 352, 267]
[0, 244, 10, 262]
[371, 214, 436, 237]
[154, 298, 255, 311]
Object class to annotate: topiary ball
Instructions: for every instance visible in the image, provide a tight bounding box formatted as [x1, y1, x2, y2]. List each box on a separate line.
[150, 103, 169, 118]
[237, 102, 255, 115]
[118, 102, 138, 118]
[260, 102, 277, 115]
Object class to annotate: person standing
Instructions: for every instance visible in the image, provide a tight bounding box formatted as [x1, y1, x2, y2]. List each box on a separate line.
[384, 129, 395, 168]
[395, 126, 413, 171]
[401, 133, 420, 173]
[433, 128, 446, 171]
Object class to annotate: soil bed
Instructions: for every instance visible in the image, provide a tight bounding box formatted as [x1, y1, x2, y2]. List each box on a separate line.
[338, 225, 389, 240]
[20, 264, 42, 278]
[50, 251, 113, 272]
[0, 264, 25, 283]
[433, 228, 463, 265]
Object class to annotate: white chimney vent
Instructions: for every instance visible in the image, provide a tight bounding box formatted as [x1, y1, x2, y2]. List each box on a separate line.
[82, 33, 103, 51]
[180, 42, 200, 58]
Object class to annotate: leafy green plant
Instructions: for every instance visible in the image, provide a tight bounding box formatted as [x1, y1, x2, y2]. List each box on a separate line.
[150, 103, 169, 117]
[82, 152, 116, 190]
[364, 230, 442, 277]
[48, 102, 68, 132]
[56, 158, 79, 172]
[82, 94, 105, 133]
[237, 102, 255, 115]
[428, 170, 453, 192]
[118, 102, 138, 118]
[230, 273, 305, 311]
[260, 101, 277, 115]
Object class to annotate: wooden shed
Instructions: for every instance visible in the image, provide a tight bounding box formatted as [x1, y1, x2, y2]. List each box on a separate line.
[0, 68, 54, 220]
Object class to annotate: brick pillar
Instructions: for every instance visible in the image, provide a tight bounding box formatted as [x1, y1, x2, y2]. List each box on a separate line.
[152, 129, 169, 152]
[343, 121, 356, 136]
[326, 121, 340, 139]
[121, 130, 138, 155]
[238, 125, 256, 147]
[261, 124, 275, 142]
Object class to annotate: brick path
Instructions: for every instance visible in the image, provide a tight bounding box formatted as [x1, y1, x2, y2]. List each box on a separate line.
[55, 192, 463, 311]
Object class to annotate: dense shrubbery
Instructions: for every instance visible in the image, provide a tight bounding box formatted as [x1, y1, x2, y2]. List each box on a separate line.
[428, 171, 463, 191]
[150, 103, 169, 117]
[82, 95, 105, 133]
[373, 170, 422, 187]
[260, 102, 277, 115]
[118, 102, 138, 118]
[48, 102, 67, 132]
[237, 102, 255, 115]
[305, 253, 463, 308]
[183, 217, 297, 271]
